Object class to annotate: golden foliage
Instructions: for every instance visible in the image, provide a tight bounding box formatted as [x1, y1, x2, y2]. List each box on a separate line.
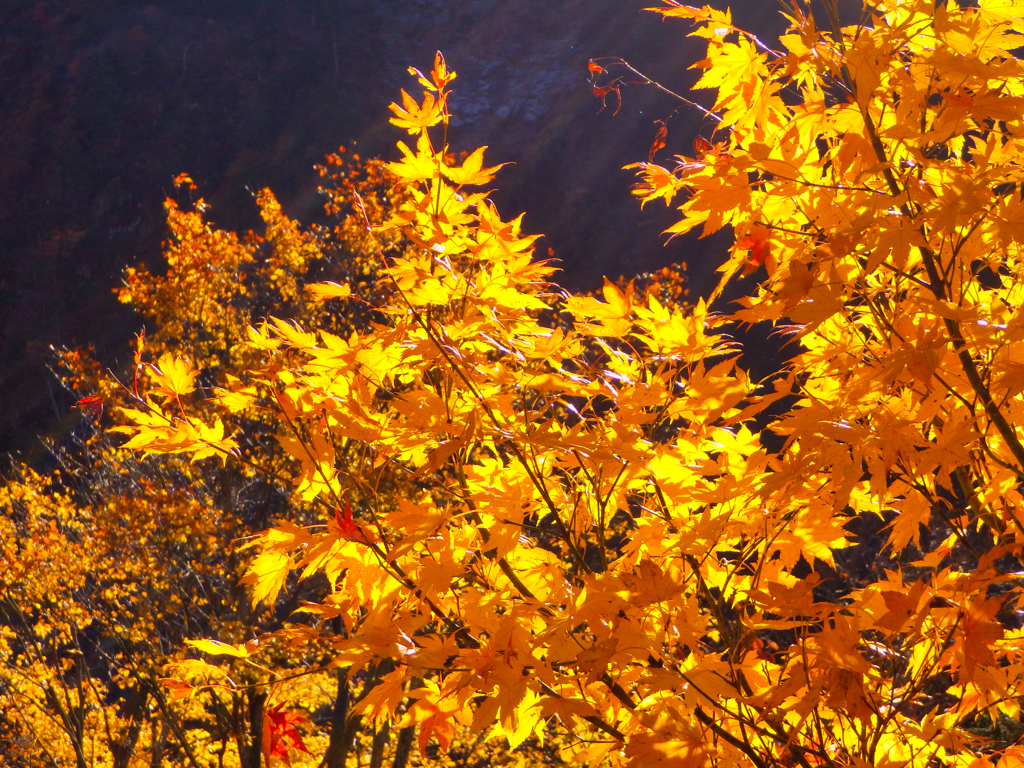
[13, 3, 1024, 767]
[125, 8, 1024, 765]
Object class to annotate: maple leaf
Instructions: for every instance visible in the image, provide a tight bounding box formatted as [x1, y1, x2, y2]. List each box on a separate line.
[593, 84, 622, 115]
[334, 501, 361, 540]
[240, 549, 292, 607]
[306, 281, 351, 301]
[75, 395, 103, 418]
[438, 146, 507, 187]
[417, 703, 458, 754]
[431, 50, 454, 88]
[735, 223, 771, 275]
[387, 133, 440, 183]
[262, 704, 309, 766]
[647, 2, 733, 28]
[399, 679, 465, 753]
[692, 135, 715, 157]
[159, 677, 195, 703]
[407, 51, 456, 94]
[627, 161, 686, 207]
[649, 121, 668, 161]
[624, 730, 708, 768]
[389, 89, 444, 134]
[876, 578, 928, 634]
[958, 597, 1004, 681]
[172, 172, 197, 190]
[185, 638, 259, 658]
[213, 382, 256, 413]
[131, 328, 145, 397]
[147, 352, 198, 400]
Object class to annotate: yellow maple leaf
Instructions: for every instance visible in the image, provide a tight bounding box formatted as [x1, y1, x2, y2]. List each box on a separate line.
[439, 146, 507, 187]
[240, 549, 292, 608]
[387, 133, 440, 183]
[388, 89, 444, 134]
[306, 281, 351, 301]
[148, 352, 198, 400]
[185, 638, 259, 658]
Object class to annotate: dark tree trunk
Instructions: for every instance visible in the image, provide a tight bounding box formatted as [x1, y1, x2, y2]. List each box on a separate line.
[237, 690, 265, 768]
[337, 704, 364, 768]
[391, 725, 415, 768]
[324, 668, 351, 768]
[150, 720, 166, 768]
[368, 723, 390, 768]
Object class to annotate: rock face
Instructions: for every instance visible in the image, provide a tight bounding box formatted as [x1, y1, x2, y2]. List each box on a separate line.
[0, 0, 783, 455]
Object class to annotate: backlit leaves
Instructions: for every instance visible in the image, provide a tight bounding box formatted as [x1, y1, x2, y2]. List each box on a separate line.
[31, 1, 1024, 767]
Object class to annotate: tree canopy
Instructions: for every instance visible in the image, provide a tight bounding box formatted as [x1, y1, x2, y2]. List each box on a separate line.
[6, 1, 1024, 766]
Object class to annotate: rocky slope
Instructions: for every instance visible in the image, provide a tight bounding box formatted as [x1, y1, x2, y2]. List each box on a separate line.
[0, 0, 783, 456]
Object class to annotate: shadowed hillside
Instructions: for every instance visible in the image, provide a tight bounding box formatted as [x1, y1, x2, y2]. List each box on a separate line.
[0, 0, 783, 456]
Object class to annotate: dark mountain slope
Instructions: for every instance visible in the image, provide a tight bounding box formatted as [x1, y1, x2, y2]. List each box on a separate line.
[0, 0, 782, 455]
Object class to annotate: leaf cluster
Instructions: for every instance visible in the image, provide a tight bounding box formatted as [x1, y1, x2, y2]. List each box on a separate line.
[13, 3, 1024, 767]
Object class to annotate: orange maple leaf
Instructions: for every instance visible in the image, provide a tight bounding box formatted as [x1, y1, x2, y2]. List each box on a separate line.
[418, 705, 456, 754]
[649, 121, 668, 162]
[958, 596, 1003, 681]
[736, 223, 771, 275]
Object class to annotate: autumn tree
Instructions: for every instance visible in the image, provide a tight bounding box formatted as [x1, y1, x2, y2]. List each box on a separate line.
[15, 1, 1024, 767]
[1, 138, 567, 767]
[0, 185, 329, 768]
[0, 153, 459, 767]
[120, 3, 1024, 766]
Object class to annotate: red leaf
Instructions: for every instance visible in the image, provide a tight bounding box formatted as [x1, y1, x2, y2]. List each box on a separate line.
[588, 61, 606, 75]
[693, 136, 731, 161]
[75, 395, 104, 418]
[610, 87, 622, 116]
[649, 121, 668, 162]
[594, 85, 622, 116]
[335, 501, 361, 540]
[262, 705, 309, 766]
